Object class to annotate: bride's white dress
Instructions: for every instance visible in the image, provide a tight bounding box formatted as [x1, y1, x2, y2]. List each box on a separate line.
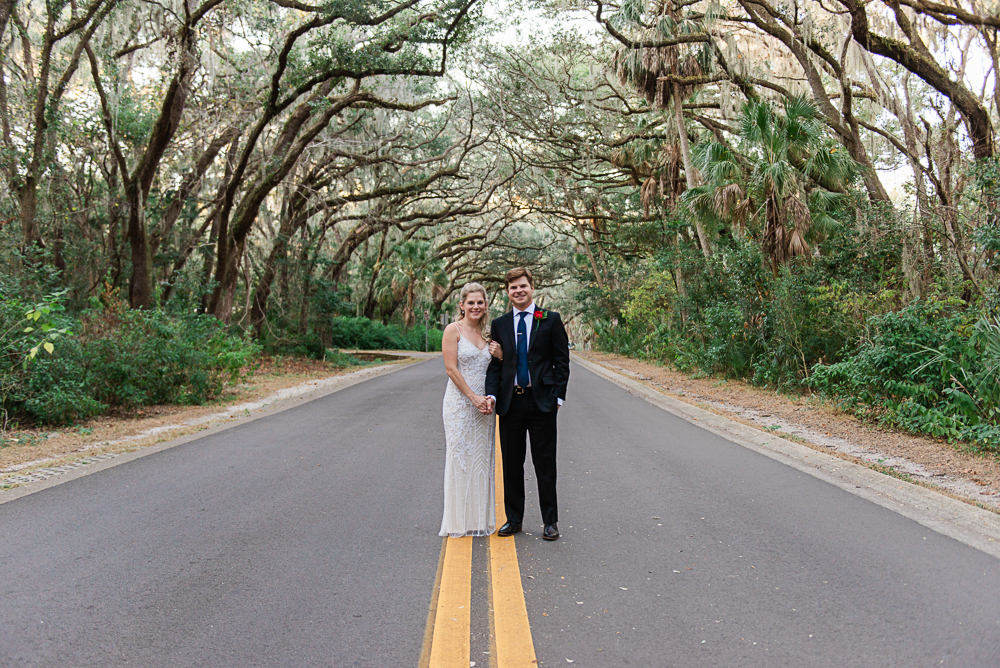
[439, 336, 496, 537]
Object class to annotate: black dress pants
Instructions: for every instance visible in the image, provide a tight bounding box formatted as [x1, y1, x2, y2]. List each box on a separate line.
[499, 388, 558, 525]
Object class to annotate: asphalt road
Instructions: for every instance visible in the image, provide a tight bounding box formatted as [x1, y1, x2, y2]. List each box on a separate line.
[2, 358, 999, 667]
[0, 362, 447, 667]
[519, 362, 1000, 666]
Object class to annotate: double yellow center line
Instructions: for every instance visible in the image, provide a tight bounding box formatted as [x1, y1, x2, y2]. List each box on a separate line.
[420, 426, 536, 667]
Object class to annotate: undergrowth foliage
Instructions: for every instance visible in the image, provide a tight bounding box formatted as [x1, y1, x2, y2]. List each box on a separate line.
[327, 317, 443, 352]
[809, 301, 1000, 451]
[583, 225, 1000, 454]
[261, 317, 443, 359]
[1, 291, 260, 426]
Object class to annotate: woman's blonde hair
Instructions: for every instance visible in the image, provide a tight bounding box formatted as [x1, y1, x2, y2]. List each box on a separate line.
[457, 282, 490, 339]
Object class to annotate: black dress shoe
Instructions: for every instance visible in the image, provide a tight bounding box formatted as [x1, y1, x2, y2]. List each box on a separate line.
[498, 521, 522, 537]
[543, 523, 559, 541]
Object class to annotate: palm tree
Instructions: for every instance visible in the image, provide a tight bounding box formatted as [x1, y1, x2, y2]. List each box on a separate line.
[685, 96, 858, 274]
[391, 240, 440, 329]
[610, 0, 715, 257]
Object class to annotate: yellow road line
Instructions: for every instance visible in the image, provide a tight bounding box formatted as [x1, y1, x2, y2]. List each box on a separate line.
[418, 538, 448, 668]
[490, 424, 538, 667]
[421, 423, 536, 667]
[428, 535, 473, 667]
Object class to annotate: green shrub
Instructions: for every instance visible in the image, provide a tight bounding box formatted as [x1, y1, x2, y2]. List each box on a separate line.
[0, 297, 260, 425]
[809, 299, 1000, 452]
[698, 305, 761, 377]
[324, 349, 368, 366]
[328, 316, 442, 351]
[263, 333, 327, 360]
[591, 320, 646, 357]
[78, 309, 260, 408]
[23, 380, 106, 425]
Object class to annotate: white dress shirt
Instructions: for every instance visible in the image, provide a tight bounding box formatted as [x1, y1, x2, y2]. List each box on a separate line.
[512, 302, 537, 376]
[510, 302, 563, 406]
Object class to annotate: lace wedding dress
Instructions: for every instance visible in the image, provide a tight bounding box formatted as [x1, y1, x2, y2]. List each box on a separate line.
[439, 336, 496, 537]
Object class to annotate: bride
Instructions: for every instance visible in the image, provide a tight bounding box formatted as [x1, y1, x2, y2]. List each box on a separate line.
[439, 283, 498, 537]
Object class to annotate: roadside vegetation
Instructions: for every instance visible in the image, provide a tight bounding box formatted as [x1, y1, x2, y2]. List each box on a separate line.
[0, 287, 440, 428]
[3, 0, 1000, 454]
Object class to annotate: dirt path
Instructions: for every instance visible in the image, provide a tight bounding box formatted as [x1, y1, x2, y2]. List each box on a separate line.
[576, 351, 1000, 512]
[1, 354, 418, 486]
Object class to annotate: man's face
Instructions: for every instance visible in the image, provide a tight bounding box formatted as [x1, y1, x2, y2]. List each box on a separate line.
[507, 276, 534, 310]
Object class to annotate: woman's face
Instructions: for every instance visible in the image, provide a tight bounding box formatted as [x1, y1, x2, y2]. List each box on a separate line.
[462, 292, 487, 324]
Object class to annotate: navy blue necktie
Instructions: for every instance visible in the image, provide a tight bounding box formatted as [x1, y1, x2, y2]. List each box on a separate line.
[516, 311, 530, 388]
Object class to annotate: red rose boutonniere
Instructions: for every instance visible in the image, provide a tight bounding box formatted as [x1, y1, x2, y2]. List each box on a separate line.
[534, 309, 546, 321]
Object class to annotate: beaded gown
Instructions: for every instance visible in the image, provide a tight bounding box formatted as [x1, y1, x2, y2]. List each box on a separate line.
[439, 336, 497, 537]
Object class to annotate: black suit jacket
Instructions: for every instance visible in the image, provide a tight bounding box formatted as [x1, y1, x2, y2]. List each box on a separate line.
[485, 308, 570, 416]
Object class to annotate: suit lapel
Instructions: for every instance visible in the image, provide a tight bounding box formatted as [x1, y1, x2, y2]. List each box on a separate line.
[528, 310, 545, 353]
[506, 308, 545, 353]
[502, 312, 516, 350]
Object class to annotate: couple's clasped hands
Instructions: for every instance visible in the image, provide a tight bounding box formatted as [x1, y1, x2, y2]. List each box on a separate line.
[472, 394, 495, 415]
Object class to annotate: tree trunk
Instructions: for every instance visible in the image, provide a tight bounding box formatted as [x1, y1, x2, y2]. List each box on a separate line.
[324, 220, 392, 284]
[674, 82, 711, 258]
[52, 222, 65, 275]
[574, 220, 605, 289]
[250, 209, 308, 335]
[20, 20, 55, 251]
[18, 178, 40, 254]
[150, 124, 241, 259]
[88, 25, 198, 308]
[363, 230, 390, 318]
[127, 31, 197, 307]
[199, 212, 220, 314]
[106, 169, 124, 288]
[20, 1, 111, 250]
[0, 0, 12, 49]
[210, 84, 356, 322]
[197, 139, 239, 312]
[844, 0, 995, 159]
[0, 62, 11, 154]
[126, 184, 154, 308]
[296, 231, 321, 335]
[210, 237, 245, 324]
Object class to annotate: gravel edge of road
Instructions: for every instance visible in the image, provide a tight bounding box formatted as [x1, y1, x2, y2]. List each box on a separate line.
[0, 358, 425, 507]
[571, 353, 1000, 561]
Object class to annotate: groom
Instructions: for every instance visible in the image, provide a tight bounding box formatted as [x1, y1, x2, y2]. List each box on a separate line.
[486, 268, 570, 541]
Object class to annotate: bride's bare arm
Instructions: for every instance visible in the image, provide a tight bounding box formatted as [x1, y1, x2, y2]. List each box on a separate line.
[442, 324, 492, 413]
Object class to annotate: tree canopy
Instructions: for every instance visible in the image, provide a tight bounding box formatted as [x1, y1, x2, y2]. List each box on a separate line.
[0, 0, 997, 349]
